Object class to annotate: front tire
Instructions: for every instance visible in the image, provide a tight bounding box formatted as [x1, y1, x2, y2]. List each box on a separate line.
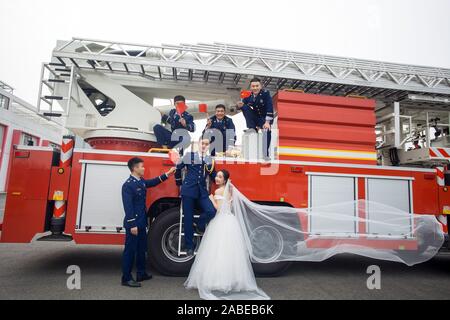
[148, 207, 195, 276]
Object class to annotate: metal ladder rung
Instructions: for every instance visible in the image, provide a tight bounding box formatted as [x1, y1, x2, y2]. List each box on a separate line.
[44, 95, 67, 100]
[180, 232, 203, 237]
[179, 252, 196, 255]
[42, 112, 63, 117]
[37, 62, 75, 117]
[48, 62, 65, 67]
[179, 251, 197, 255]
[48, 79, 67, 83]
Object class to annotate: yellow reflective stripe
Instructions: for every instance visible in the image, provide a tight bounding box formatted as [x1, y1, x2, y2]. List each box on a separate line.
[278, 146, 377, 160]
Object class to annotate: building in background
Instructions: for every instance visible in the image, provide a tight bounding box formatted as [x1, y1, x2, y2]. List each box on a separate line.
[0, 80, 66, 193]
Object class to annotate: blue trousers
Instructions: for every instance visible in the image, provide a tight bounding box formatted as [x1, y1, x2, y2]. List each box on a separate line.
[182, 196, 216, 250]
[241, 105, 272, 157]
[153, 124, 178, 148]
[122, 227, 147, 282]
[153, 125, 190, 153]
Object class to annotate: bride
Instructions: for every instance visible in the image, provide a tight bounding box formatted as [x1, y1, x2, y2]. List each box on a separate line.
[184, 169, 270, 300]
[184, 169, 445, 300]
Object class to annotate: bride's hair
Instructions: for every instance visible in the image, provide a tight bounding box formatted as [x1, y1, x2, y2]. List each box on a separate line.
[218, 169, 230, 184]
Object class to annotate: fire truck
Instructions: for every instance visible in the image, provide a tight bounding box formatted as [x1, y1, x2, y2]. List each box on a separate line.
[1, 38, 450, 276]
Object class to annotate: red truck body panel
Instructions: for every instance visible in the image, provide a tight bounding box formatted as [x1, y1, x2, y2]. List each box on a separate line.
[1, 92, 449, 251]
[1, 147, 448, 250]
[275, 91, 377, 165]
[1, 148, 53, 242]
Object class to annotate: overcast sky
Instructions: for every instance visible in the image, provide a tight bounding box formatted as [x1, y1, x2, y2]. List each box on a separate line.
[1, 0, 449, 105]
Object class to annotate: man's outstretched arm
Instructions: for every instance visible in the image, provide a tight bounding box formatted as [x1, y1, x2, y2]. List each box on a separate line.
[144, 167, 176, 188]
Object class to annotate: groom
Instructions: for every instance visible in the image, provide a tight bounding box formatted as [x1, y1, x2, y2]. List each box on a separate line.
[175, 138, 216, 256]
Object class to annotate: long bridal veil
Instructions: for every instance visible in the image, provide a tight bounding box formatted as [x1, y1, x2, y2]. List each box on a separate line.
[188, 181, 444, 300]
[224, 181, 444, 267]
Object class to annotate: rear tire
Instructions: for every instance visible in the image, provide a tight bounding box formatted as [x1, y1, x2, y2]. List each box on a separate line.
[148, 207, 194, 276]
[249, 224, 293, 276]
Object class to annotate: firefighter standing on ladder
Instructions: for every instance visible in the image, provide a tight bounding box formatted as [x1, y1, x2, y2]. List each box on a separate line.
[175, 138, 217, 257]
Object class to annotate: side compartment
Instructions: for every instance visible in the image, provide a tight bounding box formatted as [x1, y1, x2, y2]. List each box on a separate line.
[1, 147, 56, 243]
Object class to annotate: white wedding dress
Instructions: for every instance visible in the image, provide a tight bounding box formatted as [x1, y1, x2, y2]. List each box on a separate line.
[184, 181, 445, 300]
[184, 192, 270, 300]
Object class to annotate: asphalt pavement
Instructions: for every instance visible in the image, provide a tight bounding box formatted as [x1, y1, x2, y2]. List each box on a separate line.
[1, 240, 450, 300]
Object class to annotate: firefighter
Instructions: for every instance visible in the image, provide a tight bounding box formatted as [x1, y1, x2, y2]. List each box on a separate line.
[175, 138, 216, 257]
[202, 104, 236, 156]
[121, 157, 175, 287]
[153, 95, 196, 154]
[237, 77, 274, 159]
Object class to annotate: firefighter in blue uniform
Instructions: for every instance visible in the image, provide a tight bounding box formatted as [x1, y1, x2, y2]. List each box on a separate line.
[175, 138, 216, 256]
[237, 77, 274, 158]
[121, 157, 175, 287]
[202, 104, 236, 156]
[153, 95, 195, 153]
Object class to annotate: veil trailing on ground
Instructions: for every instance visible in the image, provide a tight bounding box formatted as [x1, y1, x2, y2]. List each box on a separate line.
[219, 181, 444, 267]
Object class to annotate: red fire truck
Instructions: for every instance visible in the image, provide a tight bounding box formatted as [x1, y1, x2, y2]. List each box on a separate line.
[1, 39, 450, 276]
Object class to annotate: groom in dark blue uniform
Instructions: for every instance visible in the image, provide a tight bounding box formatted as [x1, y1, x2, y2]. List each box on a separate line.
[121, 157, 175, 287]
[237, 77, 274, 159]
[175, 138, 216, 256]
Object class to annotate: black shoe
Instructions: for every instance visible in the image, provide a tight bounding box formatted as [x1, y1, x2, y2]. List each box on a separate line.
[121, 279, 141, 288]
[186, 249, 194, 257]
[136, 274, 153, 282]
[193, 222, 204, 235]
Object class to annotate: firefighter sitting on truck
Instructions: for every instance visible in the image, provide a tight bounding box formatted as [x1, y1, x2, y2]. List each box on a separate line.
[202, 104, 237, 156]
[237, 77, 274, 159]
[153, 95, 195, 154]
[121, 157, 176, 288]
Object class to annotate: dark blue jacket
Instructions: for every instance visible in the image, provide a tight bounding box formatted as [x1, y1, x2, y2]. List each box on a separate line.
[164, 108, 195, 132]
[202, 115, 236, 150]
[121, 174, 168, 229]
[242, 89, 274, 122]
[175, 152, 216, 198]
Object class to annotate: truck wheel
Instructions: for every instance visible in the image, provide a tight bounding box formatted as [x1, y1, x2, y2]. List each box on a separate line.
[148, 207, 195, 276]
[249, 225, 293, 276]
[252, 261, 292, 277]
